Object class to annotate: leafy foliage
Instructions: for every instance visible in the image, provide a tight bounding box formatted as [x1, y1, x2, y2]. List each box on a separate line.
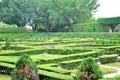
[0, 0, 38, 28]
[12, 54, 39, 80]
[0, 26, 31, 33]
[0, 0, 99, 32]
[76, 57, 103, 80]
[3, 38, 11, 50]
[98, 17, 120, 32]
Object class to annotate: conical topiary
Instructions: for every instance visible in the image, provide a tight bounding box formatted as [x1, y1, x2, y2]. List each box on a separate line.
[12, 54, 39, 80]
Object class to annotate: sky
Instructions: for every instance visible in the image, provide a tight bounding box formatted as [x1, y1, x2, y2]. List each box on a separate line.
[94, 0, 120, 19]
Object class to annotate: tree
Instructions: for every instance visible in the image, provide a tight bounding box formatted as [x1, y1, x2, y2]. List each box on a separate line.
[98, 17, 120, 32]
[12, 54, 39, 80]
[39, 0, 99, 32]
[0, 0, 39, 31]
[0, 0, 99, 32]
[76, 57, 103, 80]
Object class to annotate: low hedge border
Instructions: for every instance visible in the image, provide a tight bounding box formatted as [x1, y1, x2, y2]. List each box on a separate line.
[38, 69, 74, 80]
[36, 50, 103, 64]
[38, 66, 70, 74]
[99, 54, 118, 64]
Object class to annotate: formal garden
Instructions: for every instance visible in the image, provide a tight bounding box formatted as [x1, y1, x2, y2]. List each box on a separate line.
[0, 0, 120, 80]
[0, 33, 120, 80]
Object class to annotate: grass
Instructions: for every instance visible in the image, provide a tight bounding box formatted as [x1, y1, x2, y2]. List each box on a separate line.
[100, 76, 120, 80]
[71, 66, 117, 75]
[106, 62, 120, 68]
[0, 74, 11, 80]
[100, 66, 117, 74]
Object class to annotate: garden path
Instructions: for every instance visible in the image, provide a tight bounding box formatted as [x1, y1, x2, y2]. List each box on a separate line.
[99, 64, 120, 78]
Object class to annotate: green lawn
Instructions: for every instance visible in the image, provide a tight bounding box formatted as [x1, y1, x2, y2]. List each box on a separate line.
[106, 62, 120, 68]
[100, 66, 117, 74]
[70, 66, 117, 75]
[0, 74, 11, 80]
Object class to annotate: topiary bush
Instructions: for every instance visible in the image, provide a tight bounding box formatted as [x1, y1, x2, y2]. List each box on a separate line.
[12, 54, 39, 80]
[76, 57, 103, 80]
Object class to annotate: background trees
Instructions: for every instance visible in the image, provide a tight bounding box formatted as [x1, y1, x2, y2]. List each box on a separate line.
[39, 0, 99, 32]
[98, 17, 120, 32]
[0, 0, 38, 30]
[0, 0, 99, 32]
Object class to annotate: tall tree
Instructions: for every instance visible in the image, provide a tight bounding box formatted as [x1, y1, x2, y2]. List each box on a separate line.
[0, 0, 99, 32]
[98, 17, 120, 32]
[0, 0, 39, 30]
[39, 0, 99, 32]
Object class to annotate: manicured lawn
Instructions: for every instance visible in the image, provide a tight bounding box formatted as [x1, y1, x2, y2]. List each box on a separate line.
[70, 66, 117, 75]
[106, 62, 120, 68]
[0, 74, 11, 80]
[100, 66, 117, 74]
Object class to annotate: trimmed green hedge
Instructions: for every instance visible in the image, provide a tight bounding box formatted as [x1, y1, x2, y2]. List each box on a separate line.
[99, 55, 118, 64]
[60, 58, 98, 70]
[38, 66, 70, 74]
[73, 22, 109, 32]
[36, 50, 103, 65]
[0, 27, 31, 33]
[0, 48, 90, 56]
[38, 70, 74, 80]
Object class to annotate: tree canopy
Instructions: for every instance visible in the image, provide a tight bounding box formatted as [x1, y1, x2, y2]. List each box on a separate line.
[98, 17, 120, 32]
[0, 0, 99, 32]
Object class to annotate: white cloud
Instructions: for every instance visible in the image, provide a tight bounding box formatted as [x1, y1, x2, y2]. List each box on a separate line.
[94, 0, 120, 19]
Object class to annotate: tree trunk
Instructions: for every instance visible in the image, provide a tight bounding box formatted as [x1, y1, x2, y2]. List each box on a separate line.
[68, 24, 72, 32]
[46, 22, 50, 32]
[110, 24, 116, 32]
[111, 26, 115, 32]
[32, 25, 37, 32]
[45, 17, 50, 32]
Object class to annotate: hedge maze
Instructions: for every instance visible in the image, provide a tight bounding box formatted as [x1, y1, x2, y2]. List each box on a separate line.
[0, 33, 120, 80]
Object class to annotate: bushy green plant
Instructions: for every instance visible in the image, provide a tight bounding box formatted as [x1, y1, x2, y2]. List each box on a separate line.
[0, 24, 31, 33]
[12, 54, 39, 80]
[3, 38, 11, 50]
[76, 57, 103, 80]
[0, 43, 2, 52]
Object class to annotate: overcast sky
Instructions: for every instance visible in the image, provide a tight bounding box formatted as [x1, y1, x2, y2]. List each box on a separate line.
[94, 0, 120, 19]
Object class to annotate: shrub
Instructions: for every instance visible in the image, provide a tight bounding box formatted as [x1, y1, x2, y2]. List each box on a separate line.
[4, 38, 11, 50]
[0, 43, 1, 52]
[76, 57, 103, 80]
[73, 22, 109, 32]
[99, 55, 118, 64]
[0, 24, 31, 33]
[12, 54, 39, 80]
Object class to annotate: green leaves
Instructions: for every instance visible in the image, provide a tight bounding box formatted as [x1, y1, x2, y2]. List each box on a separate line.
[0, 0, 38, 27]
[0, 0, 99, 32]
[76, 57, 103, 80]
[12, 54, 39, 80]
[97, 17, 120, 32]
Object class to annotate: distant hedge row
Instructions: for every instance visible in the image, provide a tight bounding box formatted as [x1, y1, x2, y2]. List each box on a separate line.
[0, 27, 31, 33]
[73, 22, 110, 32]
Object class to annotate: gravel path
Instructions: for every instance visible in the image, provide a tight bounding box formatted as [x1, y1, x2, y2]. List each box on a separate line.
[99, 64, 120, 78]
